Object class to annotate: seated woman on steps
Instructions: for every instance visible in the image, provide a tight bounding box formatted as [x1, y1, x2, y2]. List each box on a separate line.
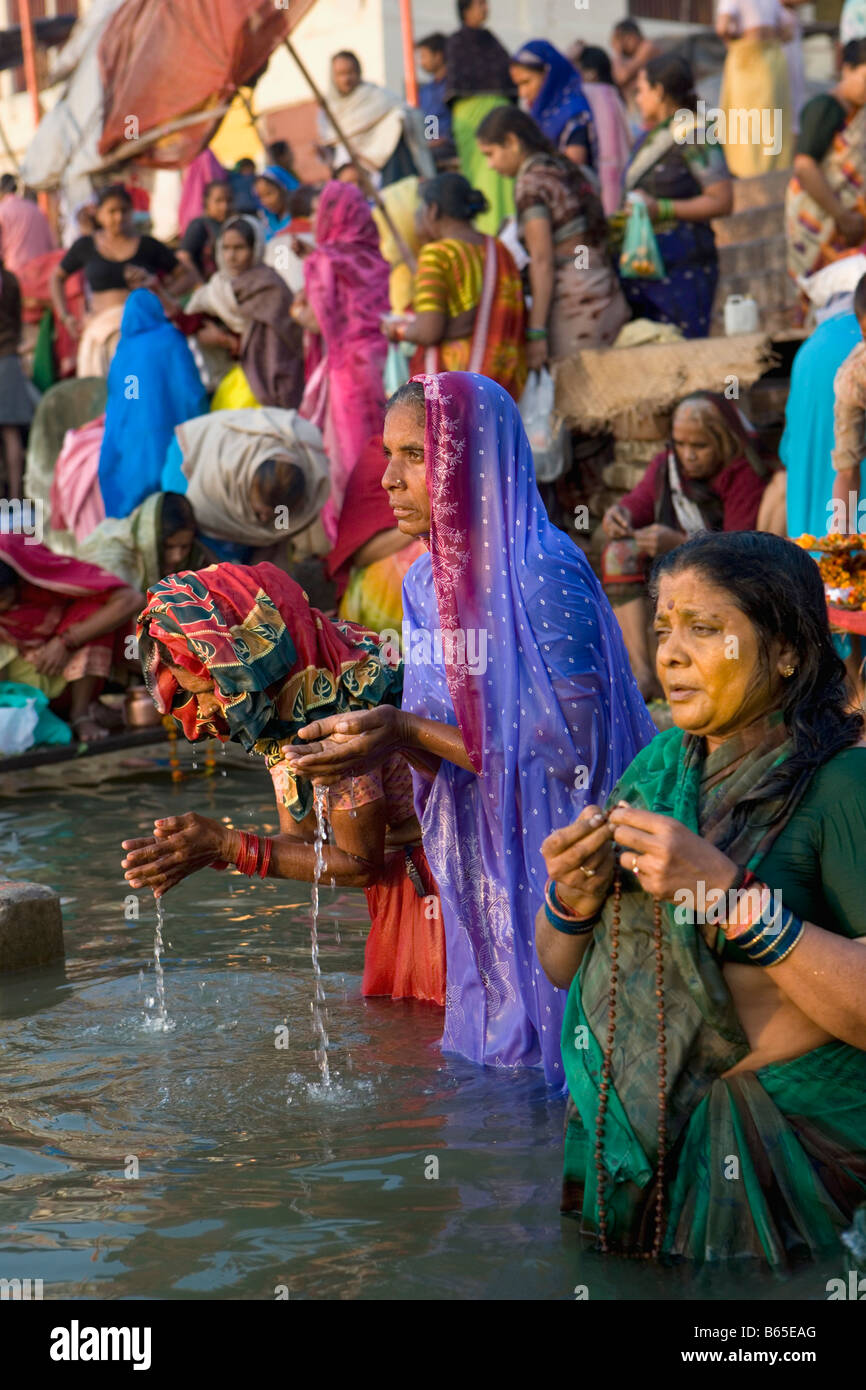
[600, 392, 779, 700]
[0, 532, 142, 742]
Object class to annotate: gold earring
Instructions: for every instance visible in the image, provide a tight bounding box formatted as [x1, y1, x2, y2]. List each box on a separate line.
[782, 665, 795, 677]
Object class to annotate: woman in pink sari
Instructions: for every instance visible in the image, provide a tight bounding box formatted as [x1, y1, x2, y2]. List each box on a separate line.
[577, 46, 632, 215]
[292, 182, 390, 540]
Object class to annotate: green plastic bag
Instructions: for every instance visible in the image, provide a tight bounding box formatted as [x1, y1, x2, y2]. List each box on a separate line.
[31, 308, 56, 394]
[619, 198, 665, 281]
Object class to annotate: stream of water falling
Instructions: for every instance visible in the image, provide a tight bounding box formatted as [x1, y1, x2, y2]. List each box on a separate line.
[149, 893, 173, 1032]
[310, 784, 331, 1086]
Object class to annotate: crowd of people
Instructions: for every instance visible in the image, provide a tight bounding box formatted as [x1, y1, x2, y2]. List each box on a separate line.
[2, 5, 866, 1268]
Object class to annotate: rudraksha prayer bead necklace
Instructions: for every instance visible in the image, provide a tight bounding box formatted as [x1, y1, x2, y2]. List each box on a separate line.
[593, 865, 668, 1260]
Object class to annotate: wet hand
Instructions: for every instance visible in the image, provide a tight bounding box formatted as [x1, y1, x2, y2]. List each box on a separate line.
[286, 706, 406, 780]
[607, 803, 738, 904]
[541, 805, 615, 919]
[121, 813, 228, 896]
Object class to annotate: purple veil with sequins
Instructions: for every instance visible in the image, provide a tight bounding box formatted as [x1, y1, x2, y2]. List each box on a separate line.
[401, 372, 657, 1084]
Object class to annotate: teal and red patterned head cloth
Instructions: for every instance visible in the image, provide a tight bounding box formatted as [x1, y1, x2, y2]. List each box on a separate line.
[138, 560, 401, 767]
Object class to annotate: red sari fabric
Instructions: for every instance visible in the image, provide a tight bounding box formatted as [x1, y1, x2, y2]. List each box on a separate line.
[18, 249, 85, 378]
[363, 845, 445, 1005]
[0, 533, 125, 658]
[326, 432, 395, 593]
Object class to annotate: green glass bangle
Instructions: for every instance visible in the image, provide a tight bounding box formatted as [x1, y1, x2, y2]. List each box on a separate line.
[526, 327, 548, 341]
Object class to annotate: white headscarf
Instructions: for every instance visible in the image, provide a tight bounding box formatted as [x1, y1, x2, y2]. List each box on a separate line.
[185, 215, 267, 333]
[175, 407, 330, 547]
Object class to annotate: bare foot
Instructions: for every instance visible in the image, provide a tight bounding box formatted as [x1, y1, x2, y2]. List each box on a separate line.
[72, 716, 109, 743]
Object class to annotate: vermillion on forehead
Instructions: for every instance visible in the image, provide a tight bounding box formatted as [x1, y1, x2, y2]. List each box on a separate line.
[654, 571, 737, 623]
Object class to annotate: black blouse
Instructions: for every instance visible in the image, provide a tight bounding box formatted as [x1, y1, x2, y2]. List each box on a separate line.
[59, 234, 178, 293]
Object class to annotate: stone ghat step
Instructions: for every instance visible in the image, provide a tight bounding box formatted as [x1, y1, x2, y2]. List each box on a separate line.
[717, 234, 788, 275]
[715, 267, 798, 310]
[730, 169, 791, 212]
[713, 202, 785, 247]
[711, 308, 797, 337]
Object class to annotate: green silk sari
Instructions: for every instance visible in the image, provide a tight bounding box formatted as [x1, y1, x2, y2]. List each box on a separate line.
[562, 719, 866, 1264]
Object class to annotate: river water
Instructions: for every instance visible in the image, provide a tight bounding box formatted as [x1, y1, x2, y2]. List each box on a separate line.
[0, 759, 841, 1300]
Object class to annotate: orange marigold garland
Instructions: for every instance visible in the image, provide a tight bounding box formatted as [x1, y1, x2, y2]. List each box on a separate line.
[794, 534, 866, 609]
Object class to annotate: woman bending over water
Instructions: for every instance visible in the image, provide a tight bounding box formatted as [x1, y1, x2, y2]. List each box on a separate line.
[539, 532, 866, 1263]
[288, 373, 656, 1083]
[120, 563, 445, 1006]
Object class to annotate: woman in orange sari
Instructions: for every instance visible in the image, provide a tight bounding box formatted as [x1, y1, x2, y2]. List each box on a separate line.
[384, 172, 526, 399]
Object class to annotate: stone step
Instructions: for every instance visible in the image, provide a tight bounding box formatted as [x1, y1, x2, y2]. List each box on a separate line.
[602, 460, 652, 492]
[0, 880, 64, 972]
[710, 303, 797, 337]
[717, 234, 788, 276]
[713, 202, 785, 247]
[730, 169, 790, 212]
[613, 437, 663, 465]
[715, 267, 798, 311]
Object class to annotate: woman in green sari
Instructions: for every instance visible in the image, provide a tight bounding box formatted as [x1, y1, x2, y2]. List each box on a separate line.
[538, 530, 866, 1265]
[77, 492, 211, 592]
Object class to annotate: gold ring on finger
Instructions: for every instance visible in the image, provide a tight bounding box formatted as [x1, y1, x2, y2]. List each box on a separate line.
[632, 855, 641, 875]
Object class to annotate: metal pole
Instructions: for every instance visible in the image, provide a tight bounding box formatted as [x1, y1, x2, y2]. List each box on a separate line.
[398, 0, 419, 107]
[283, 37, 416, 272]
[18, 0, 41, 130]
[18, 0, 49, 214]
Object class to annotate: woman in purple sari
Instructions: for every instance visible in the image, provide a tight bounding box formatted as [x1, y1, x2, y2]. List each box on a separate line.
[288, 372, 655, 1083]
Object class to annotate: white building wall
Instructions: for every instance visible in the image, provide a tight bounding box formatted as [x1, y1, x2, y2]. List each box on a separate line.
[256, 0, 663, 111]
[1, 0, 703, 178]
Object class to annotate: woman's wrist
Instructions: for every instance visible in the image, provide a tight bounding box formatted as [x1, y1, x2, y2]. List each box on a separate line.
[555, 877, 609, 919]
[544, 879, 603, 935]
[526, 325, 548, 341]
[221, 827, 241, 866]
[398, 709, 420, 752]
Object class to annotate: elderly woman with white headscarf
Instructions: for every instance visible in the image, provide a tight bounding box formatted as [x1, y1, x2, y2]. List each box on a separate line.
[161, 407, 331, 568]
[146, 215, 305, 410]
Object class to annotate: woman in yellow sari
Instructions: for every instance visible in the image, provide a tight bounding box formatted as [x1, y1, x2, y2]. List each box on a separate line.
[384, 173, 526, 400]
[716, 0, 793, 178]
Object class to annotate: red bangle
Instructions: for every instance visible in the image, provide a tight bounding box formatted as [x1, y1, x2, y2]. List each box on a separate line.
[544, 877, 586, 922]
[259, 837, 273, 879]
[235, 831, 261, 876]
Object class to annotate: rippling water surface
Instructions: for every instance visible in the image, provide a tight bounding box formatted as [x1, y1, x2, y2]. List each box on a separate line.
[0, 756, 839, 1300]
